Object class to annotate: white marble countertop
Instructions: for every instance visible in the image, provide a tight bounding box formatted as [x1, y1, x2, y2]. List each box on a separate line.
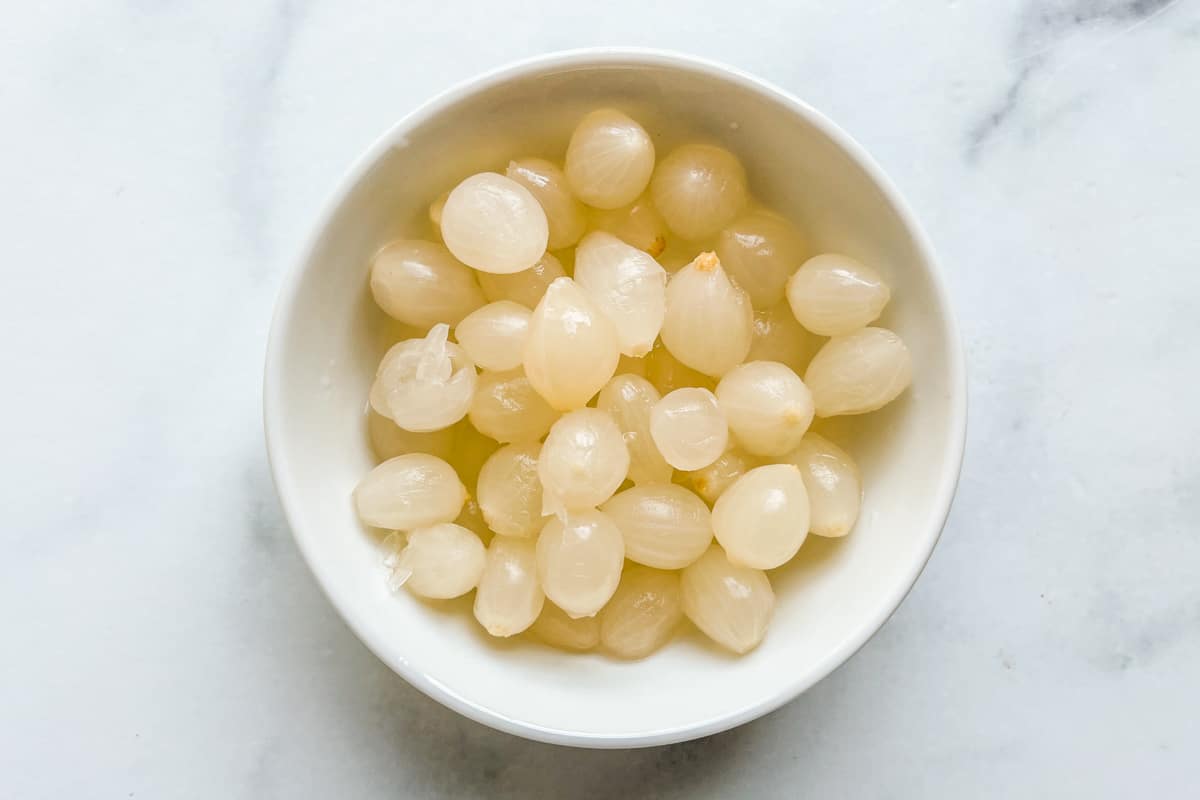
[4, 1, 1199, 796]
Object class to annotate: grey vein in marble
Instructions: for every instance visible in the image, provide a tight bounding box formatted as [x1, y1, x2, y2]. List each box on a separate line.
[967, 0, 1183, 159]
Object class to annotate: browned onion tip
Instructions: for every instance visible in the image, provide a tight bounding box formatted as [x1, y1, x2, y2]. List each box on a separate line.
[660, 252, 753, 378]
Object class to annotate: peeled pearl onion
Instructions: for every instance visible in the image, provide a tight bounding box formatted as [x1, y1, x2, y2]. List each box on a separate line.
[353, 453, 466, 530]
[506, 157, 587, 250]
[804, 327, 912, 417]
[601, 483, 712, 569]
[660, 252, 753, 378]
[474, 537, 544, 637]
[369, 324, 476, 432]
[574, 231, 667, 357]
[476, 442, 544, 538]
[596, 374, 673, 486]
[716, 211, 808, 309]
[530, 603, 600, 651]
[467, 368, 560, 443]
[477, 252, 566, 308]
[786, 253, 891, 336]
[711, 464, 809, 569]
[651, 144, 748, 240]
[394, 523, 485, 599]
[441, 172, 548, 274]
[715, 361, 814, 457]
[565, 108, 655, 209]
[538, 408, 630, 515]
[369, 240, 485, 328]
[587, 194, 668, 257]
[454, 301, 530, 372]
[649, 388, 728, 471]
[599, 565, 683, 659]
[523, 277, 620, 410]
[536, 510, 625, 618]
[749, 302, 824, 375]
[781, 432, 862, 538]
[681, 545, 774, 654]
[685, 446, 757, 506]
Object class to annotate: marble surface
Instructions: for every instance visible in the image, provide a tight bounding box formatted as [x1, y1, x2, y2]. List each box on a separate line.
[3, 1, 1199, 796]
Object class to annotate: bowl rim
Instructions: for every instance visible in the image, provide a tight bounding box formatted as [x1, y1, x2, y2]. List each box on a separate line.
[263, 46, 968, 748]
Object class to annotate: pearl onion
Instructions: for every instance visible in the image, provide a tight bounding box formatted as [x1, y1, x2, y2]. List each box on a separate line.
[601, 484, 712, 569]
[748, 302, 824, 375]
[477, 252, 566, 308]
[574, 231, 667, 357]
[353, 453, 466, 530]
[587, 194, 668, 257]
[393, 523, 485, 599]
[468, 368, 560, 444]
[599, 565, 683, 659]
[441, 172, 548, 274]
[368, 324, 476, 432]
[474, 537, 543, 637]
[596, 374, 673, 486]
[786, 253, 891, 337]
[536, 510, 625, 618]
[506, 157, 587, 249]
[454, 301, 531, 372]
[538, 409, 630, 516]
[649, 388, 728, 471]
[686, 446, 758, 506]
[711, 464, 809, 569]
[715, 361, 814, 457]
[476, 442, 544, 538]
[681, 545, 774, 654]
[651, 144, 748, 240]
[369, 240, 485, 328]
[530, 603, 600, 651]
[804, 327, 912, 416]
[523, 277, 620, 411]
[660, 252, 753, 378]
[565, 108, 655, 209]
[716, 210, 808, 309]
[781, 432, 862, 538]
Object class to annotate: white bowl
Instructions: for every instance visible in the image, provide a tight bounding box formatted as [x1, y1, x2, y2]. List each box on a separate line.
[264, 48, 966, 748]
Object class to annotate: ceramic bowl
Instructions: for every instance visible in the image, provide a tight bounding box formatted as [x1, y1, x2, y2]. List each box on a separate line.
[264, 48, 967, 748]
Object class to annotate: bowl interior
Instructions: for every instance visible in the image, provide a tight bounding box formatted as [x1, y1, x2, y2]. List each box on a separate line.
[267, 54, 963, 746]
